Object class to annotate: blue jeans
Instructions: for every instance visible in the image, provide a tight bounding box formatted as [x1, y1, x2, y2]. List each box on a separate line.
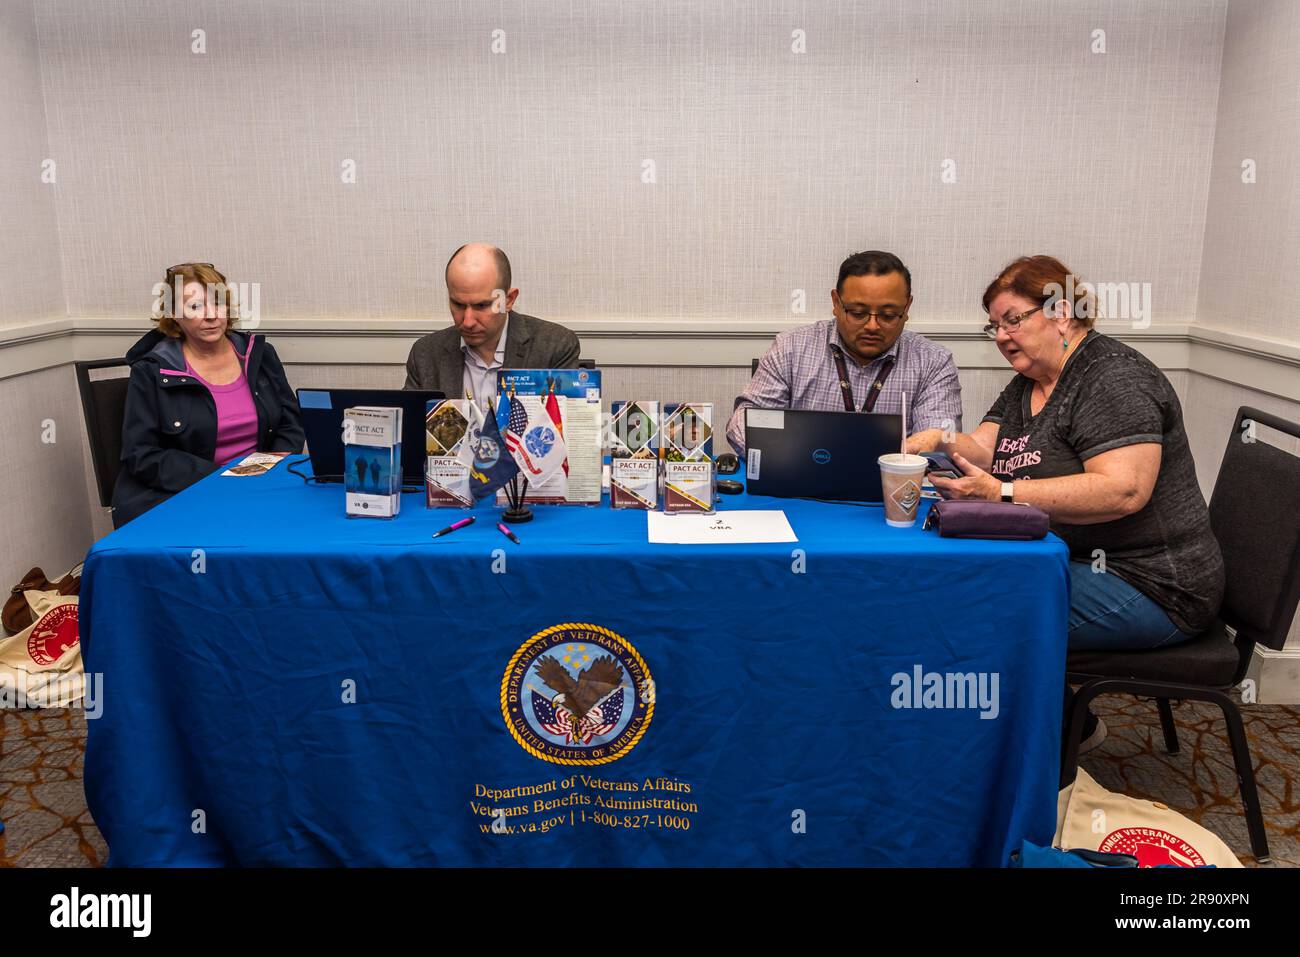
[1067, 561, 1195, 651]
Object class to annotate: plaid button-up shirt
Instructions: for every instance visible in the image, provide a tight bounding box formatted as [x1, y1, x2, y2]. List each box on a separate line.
[726, 321, 963, 452]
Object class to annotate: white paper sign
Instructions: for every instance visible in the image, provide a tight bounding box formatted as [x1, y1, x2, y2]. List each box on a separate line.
[747, 409, 785, 430]
[646, 509, 797, 545]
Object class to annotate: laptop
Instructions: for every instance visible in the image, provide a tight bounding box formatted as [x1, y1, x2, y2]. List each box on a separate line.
[297, 388, 445, 485]
[743, 408, 902, 502]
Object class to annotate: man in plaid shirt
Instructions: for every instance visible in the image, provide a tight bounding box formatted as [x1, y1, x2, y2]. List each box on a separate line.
[726, 251, 963, 453]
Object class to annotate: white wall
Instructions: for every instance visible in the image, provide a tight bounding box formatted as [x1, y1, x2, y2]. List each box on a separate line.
[31, 0, 1225, 327]
[0, 0, 63, 327]
[1187, 0, 1300, 678]
[1197, 0, 1300, 343]
[0, 0, 87, 592]
[0, 364, 93, 590]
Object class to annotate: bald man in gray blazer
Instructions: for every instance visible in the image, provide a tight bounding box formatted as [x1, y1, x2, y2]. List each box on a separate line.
[403, 243, 581, 403]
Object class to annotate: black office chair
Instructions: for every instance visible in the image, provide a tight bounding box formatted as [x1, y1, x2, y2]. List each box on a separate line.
[75, 358, 132, 509]
[1060, 406, 1300, 864]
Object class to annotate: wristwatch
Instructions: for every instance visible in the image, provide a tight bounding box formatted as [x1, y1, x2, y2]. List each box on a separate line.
[1000, 481, 1015, 503]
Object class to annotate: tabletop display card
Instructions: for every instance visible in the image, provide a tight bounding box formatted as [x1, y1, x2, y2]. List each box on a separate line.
[495, 369, 602, 505]
[610, 400, 659, 509]
[424, 399, 474, 508]
[661, 402, 714, 514]
[344, 406, 402, 519]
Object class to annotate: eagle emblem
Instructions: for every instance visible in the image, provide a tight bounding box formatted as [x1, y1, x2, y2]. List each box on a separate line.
[502, 623, 654, 766]
[532, 654, 625, 744]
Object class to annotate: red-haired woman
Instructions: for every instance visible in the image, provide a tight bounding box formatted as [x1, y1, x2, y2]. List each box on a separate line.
[909, 256, 1222, 748]
[909, 256, 1223, 745]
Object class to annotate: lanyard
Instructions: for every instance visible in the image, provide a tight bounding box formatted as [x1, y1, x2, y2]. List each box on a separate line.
[829, 344, 897, 413]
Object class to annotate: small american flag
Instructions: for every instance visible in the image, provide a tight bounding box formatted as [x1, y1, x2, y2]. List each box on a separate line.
[532, 691, 624, 744]
[504, 396, 542, 475]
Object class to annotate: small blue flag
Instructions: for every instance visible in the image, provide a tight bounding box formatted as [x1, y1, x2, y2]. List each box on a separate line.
[496, 390, 511, 434]
[468, 398, 519, 499]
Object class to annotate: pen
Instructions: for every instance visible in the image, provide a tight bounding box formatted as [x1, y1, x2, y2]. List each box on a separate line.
[496, 522, 521, 545]
[432, 516, 476, 538]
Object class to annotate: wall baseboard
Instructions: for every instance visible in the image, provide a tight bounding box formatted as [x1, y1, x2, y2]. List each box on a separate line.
[3, 316, 1297, 402]
[1246, 645, 1300, 705]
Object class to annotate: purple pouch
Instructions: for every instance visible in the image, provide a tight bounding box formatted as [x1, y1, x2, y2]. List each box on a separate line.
[922, 500, 1050, 540]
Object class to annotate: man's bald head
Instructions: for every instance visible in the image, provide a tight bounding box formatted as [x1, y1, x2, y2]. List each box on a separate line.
[446, 243, 511, 294]
[444, 243, 518, 358]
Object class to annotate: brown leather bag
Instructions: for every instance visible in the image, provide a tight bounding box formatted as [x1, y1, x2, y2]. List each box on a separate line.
[3, 564, 82, 635]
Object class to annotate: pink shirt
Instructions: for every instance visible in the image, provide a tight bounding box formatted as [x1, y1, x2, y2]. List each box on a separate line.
[187, 360, 259, 465]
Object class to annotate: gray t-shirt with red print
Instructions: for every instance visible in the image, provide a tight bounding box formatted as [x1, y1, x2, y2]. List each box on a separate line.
[982, 331, 1224, 634]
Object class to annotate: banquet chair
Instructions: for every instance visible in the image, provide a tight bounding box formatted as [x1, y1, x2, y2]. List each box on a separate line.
[1061, 406, 1300, 864]
[75, 358, 131, 509]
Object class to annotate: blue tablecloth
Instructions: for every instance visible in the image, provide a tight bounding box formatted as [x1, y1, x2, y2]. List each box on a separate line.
[82, 462, 1069, 866]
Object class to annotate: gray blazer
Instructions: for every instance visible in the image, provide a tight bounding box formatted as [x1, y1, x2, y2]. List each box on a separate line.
[402, 311, 582, 394]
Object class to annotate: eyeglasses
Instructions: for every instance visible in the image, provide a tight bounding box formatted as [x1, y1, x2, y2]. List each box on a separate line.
[842, 308, 908, 326]
[165, 262, 215, 288]
[983, 305, 1042, 338]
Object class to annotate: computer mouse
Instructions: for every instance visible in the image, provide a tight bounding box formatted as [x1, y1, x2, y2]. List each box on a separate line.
[716, 452, 739, 475]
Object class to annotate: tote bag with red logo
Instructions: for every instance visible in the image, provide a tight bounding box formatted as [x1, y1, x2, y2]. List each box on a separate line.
[0, 590, 83, 707]
[1055, 767, 1242, 868]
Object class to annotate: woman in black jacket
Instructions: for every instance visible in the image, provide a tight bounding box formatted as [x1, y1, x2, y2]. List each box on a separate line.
[111, 263, 304, 527]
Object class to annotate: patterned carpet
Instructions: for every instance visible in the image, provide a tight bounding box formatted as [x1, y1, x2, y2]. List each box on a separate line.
[1079, 693, 1300, 867]
[0, 709, 107, 866]
[1, 692, 1296, 867]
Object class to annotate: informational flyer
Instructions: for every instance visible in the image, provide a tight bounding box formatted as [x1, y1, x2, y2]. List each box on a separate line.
[344, 406, 402, 519]
[425, 399, 474, 508]
[661, 402, 713, 514]
[610, 400, 659, 509]
[495, 369, 602, 505]
[221, 451, 289, 476]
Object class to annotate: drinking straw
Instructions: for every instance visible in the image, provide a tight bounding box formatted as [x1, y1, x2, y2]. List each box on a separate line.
[900, 392, 908, 456]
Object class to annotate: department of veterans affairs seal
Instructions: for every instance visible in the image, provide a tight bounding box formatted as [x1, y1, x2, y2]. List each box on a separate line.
[501, 623, 654, 766]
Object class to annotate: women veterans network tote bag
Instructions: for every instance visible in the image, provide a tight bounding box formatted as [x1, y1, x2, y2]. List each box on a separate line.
[1054, 768, 1242, 868]
[0, 589, 84, 707]
[3, 563, 81, 634]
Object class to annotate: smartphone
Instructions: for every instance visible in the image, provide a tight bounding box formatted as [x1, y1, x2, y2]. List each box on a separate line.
[923, 451, 963, 480]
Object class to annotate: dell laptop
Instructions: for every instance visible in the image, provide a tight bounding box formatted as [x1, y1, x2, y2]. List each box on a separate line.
[744, 408, 902, 502]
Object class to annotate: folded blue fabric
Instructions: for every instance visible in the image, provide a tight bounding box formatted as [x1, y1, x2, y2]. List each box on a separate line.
[1011, 840, 1094, 868]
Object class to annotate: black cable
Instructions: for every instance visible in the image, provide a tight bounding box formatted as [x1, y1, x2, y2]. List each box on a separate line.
[285, 455, 338, 484]
[286, 455, 422, 492]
